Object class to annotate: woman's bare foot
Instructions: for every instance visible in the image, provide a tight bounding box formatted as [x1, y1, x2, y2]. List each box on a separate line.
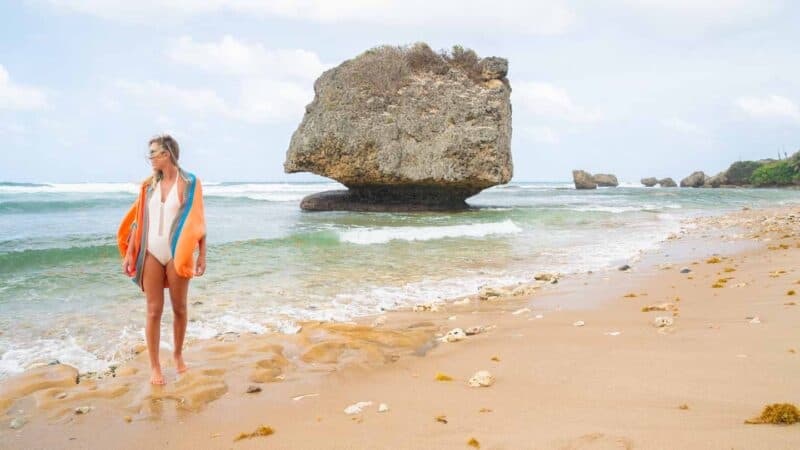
[174, 354, 188, 375]
[150, 367, 166, 385]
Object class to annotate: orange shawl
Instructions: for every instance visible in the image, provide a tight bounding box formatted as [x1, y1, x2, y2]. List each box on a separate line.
[117, 169, 205, 290]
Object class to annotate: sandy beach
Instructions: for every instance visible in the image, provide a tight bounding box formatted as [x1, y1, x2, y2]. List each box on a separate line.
[2, 205, 799, 449]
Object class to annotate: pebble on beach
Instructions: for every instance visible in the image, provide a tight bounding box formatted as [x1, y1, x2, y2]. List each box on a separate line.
[468, 370, 495, 387]
[75, 406, 93, 415]
[246, 385, 262, 394]
[343, 401, 373, 415]
[9, 417, 27, 430]
[652, 316, 673, 328]
[573, 320, 585, 327]
[441, 328, 467, 342]
[378, 403, 389, 413]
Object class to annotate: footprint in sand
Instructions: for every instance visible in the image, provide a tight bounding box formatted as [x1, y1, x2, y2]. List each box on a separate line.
[559, 432, 634, 450]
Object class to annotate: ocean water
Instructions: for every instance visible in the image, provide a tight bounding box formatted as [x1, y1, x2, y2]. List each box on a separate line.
[0, 180, 797, 378]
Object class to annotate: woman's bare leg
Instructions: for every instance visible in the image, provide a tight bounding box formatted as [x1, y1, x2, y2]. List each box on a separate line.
[166, 260, 189, 374]
[142, 252, 166, 385]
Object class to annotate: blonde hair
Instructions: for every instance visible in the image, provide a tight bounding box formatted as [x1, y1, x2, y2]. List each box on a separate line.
[148, 134, 183, 188]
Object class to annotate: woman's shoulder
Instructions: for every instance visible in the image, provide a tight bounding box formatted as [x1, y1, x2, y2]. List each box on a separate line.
[138, 175, 154, 188]
[178, 168, 200, 184]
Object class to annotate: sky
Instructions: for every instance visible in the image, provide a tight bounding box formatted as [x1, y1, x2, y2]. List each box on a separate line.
[1, 0, 799, 183]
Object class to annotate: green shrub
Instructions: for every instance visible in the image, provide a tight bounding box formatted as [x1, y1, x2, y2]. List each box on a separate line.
[348, 43, 484, 97]
[750, 160, 798, 186]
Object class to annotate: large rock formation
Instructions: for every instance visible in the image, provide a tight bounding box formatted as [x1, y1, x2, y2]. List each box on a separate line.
[704, 171, 728, 188]
[593, 173, 619, 187]
[658, 177, 677, 187]
[572, 170, 597, 189]
[680, 171, 707, 188]
[284, 43, 513, 211]
[641, 177, 658, 187]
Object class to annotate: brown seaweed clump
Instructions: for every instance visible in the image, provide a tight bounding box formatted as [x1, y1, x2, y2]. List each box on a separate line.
[744, 403, 800, 425]
[234, 425, 275, 441]
[706, 256, 722, 264]
[468, 437, 481, 448]
[435, 372, 453, 381]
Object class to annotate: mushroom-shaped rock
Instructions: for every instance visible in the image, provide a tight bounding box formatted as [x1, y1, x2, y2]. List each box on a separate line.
[284, 43, 513, 211]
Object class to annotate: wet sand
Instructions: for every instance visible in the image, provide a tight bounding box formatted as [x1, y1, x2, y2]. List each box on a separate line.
[2, 206, 799, 449]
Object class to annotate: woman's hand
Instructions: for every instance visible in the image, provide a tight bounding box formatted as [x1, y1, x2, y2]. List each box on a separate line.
[195, 253, 206, 276]
[122, 252, 135, 276]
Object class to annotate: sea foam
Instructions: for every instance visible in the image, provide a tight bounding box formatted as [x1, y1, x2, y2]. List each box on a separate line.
[338, 219, 523, 245]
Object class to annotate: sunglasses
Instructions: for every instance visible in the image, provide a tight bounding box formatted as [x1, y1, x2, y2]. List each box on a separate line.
[146, 150, 168, 160]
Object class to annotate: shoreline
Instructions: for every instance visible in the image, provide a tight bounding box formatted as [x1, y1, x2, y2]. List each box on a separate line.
[2, 205, 800, 449]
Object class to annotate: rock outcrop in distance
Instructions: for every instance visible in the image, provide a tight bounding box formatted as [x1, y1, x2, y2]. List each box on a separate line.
[641, 177, 677, 187]
[593, 173, 619, 187]
[680, 171, 708, 188]
[678, 151, 799, 188]
[283, 43, 513, 211]
[572, 170, 597, 189]
[572, 170, 618, 189]
[641, 177, 658, 187]
[658, 177, 677, 187]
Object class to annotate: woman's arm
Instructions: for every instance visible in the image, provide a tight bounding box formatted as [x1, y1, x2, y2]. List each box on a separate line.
[195, 234, 206, 276]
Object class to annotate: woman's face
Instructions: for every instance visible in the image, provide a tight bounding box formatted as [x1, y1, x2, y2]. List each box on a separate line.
[148, 143, 172, 171]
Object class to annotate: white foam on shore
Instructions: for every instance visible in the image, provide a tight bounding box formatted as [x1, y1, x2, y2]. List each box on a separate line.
[339, 219, 523, 245]
[0, 336, 114, 378]
[0, 183, 140, 194]
[567, 203, 682, 213]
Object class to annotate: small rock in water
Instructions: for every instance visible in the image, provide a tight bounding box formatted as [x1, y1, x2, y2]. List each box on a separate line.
[75, 406, 93, 415]
[680, 267, 691, 274]
[55, 392, 67, 400]
[378, 403, 389, 413]
[468, 370, 495, 388]
[511, 307, 530, 316]
[534, 273, 558, 282]
[246, 385, 262, 394]
[47, 359, 61, 366]
[653, 316, 673, 328]
[748, 316, 761, 324]
[573, 320, 585, 327]
[344, 401, 373, 415]
[478, 286, 504, 300]
[9, 417, 27, 430]
[618, 264, 631, 271]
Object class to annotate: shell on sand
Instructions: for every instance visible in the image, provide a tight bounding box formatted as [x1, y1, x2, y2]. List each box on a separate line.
[468, 370, 495, 387]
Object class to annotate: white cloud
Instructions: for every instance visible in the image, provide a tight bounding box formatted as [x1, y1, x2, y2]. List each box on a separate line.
[167, 35, 328, 80]
[524, 126, 560, 144]
[735, 95, 800, 123]
[114, 78, 310, 123]
[114, 79, 230, 116]
[45, 0, 576, 35]
[617, 0, 780, 27]
[661, 117, 702, 134]
[513, 82, 602, 123]
[0, 65, 48, 111]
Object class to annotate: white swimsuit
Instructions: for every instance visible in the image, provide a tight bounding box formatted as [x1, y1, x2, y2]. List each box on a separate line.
[147, 178, 180, 265]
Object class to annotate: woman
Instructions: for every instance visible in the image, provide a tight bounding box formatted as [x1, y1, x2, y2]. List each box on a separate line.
[117, 134, 207, 385]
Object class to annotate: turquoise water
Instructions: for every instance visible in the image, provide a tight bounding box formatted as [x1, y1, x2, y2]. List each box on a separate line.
[0, 180, 797, 378]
